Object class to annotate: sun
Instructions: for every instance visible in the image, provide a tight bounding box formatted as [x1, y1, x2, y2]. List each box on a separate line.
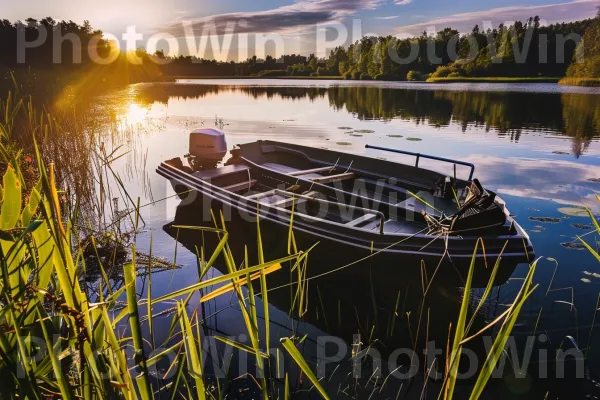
[121, 103, 149, 127]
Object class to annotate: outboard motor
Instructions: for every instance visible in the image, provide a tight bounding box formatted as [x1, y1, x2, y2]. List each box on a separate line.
[186, 128, 227, 171]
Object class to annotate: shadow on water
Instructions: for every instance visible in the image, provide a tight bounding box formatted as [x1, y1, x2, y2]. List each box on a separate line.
[162, 199, 503, 394]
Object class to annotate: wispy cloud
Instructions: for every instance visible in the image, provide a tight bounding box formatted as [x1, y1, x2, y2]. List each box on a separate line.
[462, 154, 600, 211]
[395, 0, 598, 36]
[164, 0, 385, 36]
[376, 15, 400, 20]
[395, 0, 412, 5]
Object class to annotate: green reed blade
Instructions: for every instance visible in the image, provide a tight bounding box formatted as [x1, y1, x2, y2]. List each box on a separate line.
[38, 309, 73, 400]
[214, 336, 269, 359]
[257, 209, 271, 355]
[123, 250, 153, 400]
[152, 253, 301, 304]
[285, 373, 290, 400]
[281, 338, 329, 400]
[443, 238, 479, 400]
[469, 273, 538, 399]
[169, 353, 187, 400]
[177, 303, 206, 400]
[147, 232, 155, 349]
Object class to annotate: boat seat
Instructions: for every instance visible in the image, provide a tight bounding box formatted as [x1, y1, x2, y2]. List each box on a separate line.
[246, 189, 277, 200]
[261, 194, 286, 204]
[193, 164, 249, 180]
[222, 180, 257, 192]
[346, 213, 378, 227]
[359, 178, 409, 196]
[259, 191, 319, 208]
[288, 166, 336, 176]
[262, 163, 323, 180]
[311, 172, 355, 184]
[396, 190, 459, 217]
[379, 219, 425, 234]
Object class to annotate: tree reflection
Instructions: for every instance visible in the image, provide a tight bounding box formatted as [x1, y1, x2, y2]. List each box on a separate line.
[133, 84, 599, 155]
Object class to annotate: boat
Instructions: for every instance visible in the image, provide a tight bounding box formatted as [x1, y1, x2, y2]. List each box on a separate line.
[157, 129, 535, 287]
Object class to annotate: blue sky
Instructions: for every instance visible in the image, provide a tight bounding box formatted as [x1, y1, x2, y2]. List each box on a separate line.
[2, 0, 597, 57]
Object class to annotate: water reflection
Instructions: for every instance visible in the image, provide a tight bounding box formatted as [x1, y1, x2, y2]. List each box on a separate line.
[163, 200, 493, 362]
[98, 81, 600, 398]
[131, 83, 599, 156]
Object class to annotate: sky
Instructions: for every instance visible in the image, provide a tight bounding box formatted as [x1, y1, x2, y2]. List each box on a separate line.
[2, 0, 598, 59]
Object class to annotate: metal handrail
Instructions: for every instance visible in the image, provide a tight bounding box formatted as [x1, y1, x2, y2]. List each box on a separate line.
[365, 145, 475, 181]
[272, 189, 386, 235]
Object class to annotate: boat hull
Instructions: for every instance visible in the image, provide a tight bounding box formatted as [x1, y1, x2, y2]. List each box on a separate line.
[160, 164, 534, 288]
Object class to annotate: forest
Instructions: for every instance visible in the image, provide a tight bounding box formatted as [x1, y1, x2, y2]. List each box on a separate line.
[1, 13, 599, 96]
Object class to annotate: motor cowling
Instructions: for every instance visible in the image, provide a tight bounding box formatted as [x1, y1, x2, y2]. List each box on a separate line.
[187, 128, 227, 170]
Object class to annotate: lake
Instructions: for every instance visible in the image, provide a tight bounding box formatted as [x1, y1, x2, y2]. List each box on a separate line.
[98, 79, 600, 397]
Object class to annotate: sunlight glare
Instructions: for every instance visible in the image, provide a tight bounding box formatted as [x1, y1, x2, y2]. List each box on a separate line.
[120, 103, 149, 128]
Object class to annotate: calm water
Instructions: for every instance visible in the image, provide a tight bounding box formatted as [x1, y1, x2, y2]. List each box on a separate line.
[98, 80, 600, 397]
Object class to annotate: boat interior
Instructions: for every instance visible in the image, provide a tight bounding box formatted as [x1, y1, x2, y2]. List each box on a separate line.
[164, 140, 515, 237]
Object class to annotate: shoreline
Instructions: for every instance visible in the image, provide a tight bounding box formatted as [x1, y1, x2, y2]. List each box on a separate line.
[171, 75, 574, 84]
[173, 75, 345, 80]
[426, 77, 561, 83]
[558, 77, 600, 87]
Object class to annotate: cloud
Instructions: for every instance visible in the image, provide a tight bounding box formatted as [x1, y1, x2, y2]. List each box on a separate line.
[164, 0, 384, 36]
[461, 154, 600, 212]
[395, 0, 412, 5]
[376, 15, 400, 20]
[395, 0, 598, 36]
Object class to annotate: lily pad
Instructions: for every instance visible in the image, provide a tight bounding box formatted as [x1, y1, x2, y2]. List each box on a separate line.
[572, 223, 593, 230]
[406, 137, 422, 141]
[336, 141, 352, 146]
[338, 126, 353, 130]
[348, 134, 363, 137]
[560, 242, 586, 250]
[588, 178, 600, 183]
[581, 278, 592, 283]
[557, 207, 589, 217]
[529, 217, 561, 223]
[387, 135, 404, 138]
[354, 129, 375, 134]
[552, 151, 570, 155]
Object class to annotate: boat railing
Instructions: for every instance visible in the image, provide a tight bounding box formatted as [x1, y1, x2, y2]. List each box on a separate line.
[365, 144, 475, 181]
[270, 189, 386, 235]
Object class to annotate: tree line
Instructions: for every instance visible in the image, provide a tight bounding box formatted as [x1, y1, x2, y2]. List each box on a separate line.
[1, 15, 599, 94]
